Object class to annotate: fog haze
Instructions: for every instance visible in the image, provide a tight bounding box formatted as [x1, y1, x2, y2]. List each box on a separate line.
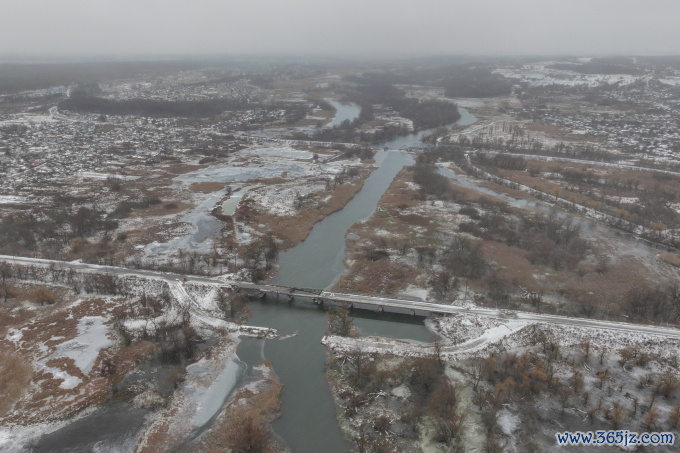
[1, 0, 679, 57]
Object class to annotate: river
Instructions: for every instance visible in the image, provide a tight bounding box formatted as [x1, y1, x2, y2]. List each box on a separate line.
[324, 99, 361, 129]
[271, 151, 414, 290]
[371, 107, 477, 149]
[26, 91, 677, 452]
[237, 150, 433, 453]
[26, 136, 468, 452]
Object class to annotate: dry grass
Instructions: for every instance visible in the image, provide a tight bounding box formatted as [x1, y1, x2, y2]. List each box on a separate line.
[478, 242, 539, 290]
[524, 122, 571, 135]
[660, 253, 680, 267]
[498, 158, 680, 209]
[247, 177, 366, 250]
[333, 259, 420, 296]
[188, 181, 225, 193]
[254, 177, 289, 185]
[162, 163, 207, 175]
[94, 124, 123, 134]
[0, 283, 76, 338]
[555, 258, 661, 305]
[331, 168, 431, 296]
[377, 169, 420, 209]
[0, 296, 155, 426]
[0, 352, 33, 415]
[130, 201, 194, 218]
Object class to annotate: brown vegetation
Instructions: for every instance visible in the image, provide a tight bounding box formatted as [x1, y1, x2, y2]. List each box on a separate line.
[328, 345, 470, 451]
[480, 156, 680, 231]
[188, 181, 226, 193]
[31, 286, 57, 305]
[129, 201, 194, 218]
[243, 174, 368, 250]
[0, 352, 33, 415]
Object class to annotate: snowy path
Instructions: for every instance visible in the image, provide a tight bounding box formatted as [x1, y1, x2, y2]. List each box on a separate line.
[322, 320, 529, 358]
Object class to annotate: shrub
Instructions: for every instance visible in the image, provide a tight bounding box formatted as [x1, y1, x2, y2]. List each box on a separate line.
[0, 352, 33, 414]
[31, 286, 57, 305]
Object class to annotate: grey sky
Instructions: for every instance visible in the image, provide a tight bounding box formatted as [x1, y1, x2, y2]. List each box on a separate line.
[1, 0, 679, 57]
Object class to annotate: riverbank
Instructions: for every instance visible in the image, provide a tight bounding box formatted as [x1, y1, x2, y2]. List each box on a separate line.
[330, 167, 425, 297]
[180, 360, 286, 453]
[242, 166, 372, 252]
[134, 334, 241, 452]
[321, 314, 522, 453]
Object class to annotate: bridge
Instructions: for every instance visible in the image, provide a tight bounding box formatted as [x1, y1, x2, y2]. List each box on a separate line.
[3, 255, 680, 339]
[227, 282, 680, 339]
[230, 282, 434, 316]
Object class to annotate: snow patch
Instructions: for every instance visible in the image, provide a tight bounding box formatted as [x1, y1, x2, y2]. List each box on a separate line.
[497, 409, 518, 435]
[37, 316, 112, 389]
[242, 146, 313, 160]
[186, 355, 244, 428]
[0, 196, 25, 204]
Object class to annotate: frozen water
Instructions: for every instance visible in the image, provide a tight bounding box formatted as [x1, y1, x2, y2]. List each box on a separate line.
[186, 355, 245, 428]
[39, 316, 112, 389]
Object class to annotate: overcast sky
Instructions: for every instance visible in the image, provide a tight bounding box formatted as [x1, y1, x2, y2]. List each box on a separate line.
[1, 0, 679, 58]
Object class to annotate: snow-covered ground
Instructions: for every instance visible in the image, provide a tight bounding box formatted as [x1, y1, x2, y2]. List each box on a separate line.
[143, 143, 361, 261]
[77, 171, 139, 180]
[427, 314, 505, 345]
[135, 337, 244, 452]
[495, 63, 641, 88]
[35, 316, 112, 389]
[324, 319, 529, 359]
[0, 196, 25, 204]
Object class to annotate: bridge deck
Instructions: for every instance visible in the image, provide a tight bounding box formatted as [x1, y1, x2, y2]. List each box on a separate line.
[2, 255, 679, 340]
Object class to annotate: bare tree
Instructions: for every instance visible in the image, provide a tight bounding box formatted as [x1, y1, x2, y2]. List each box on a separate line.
[346, 347, 371, 388]
[326, 303, 354, 337]
[470, 357, 484, 390]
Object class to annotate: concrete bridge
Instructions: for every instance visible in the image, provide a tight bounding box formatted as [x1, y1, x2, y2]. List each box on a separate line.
[229, 281, 680, 339]
[231, 282, 434, 316]
[3, 255, 680, 339]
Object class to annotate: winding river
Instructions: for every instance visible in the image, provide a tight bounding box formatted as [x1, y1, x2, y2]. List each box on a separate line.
[371, 107, 477, 149]
[29, 113, 475, 452]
